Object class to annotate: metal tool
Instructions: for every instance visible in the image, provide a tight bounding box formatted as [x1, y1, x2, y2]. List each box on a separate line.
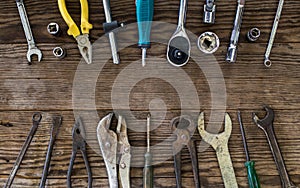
[16, 0, 42, 64]
[198, 112, 238, 188]
[67, 117, 92, 188]
[47, 22, 60, 36]
[197, 31, 219, 54]
[263, 0, 285, 67]
[58, 0, 93, 64]
[97, 113, 131, 188]
[4, 112, 42, 188]
[171, 115, 200, 188]
[0, 120, 13, 127]
[226, 0, 245, 63]
[136, 0, 154, 66]
[39, 115, 63, 188]
[237, 111, 260, 188]
[103, 0, 124, 65]
[247, 28, 260, 42]
[143, 114, 153, 188]
[252, 106, 297, 188]
[203, 0, 216, 24]
[167, 0, 190, 67]
[53, 47, 66, 59]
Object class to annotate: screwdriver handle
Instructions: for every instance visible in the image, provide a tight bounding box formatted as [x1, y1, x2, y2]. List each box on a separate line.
[245, 161, 261, 188]
[143, 152, 153, 188]
[136, 0, 154, 48]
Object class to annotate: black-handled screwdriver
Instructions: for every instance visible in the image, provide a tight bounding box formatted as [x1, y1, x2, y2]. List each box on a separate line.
[143, 114, 153, 188]
[237, 111, 261, 188]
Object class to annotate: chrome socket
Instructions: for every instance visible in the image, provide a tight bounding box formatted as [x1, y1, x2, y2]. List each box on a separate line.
[53, 47, 66, 59]
[197, 32, 219, 54]
[247, 28, 260, 42]
[47, 23, 60, 36]
[203, 0, 216, 24]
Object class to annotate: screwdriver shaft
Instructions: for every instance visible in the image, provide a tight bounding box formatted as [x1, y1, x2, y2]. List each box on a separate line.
[143, 114, 153, 188]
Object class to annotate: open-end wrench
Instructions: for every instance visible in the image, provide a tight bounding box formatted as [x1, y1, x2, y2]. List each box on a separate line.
[4, 113, 42, 188]
[253, 106, 297, 188]
[198, 112, 238, 188]
[263, 0, 284, 68]
[16, 0, 42, 64]
[39, 115, 63, 188]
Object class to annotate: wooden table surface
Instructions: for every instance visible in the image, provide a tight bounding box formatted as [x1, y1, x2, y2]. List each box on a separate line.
[1, 0, 300, 187]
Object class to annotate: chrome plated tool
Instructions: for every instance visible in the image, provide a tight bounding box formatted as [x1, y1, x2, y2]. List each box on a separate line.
[198, 112, 238, 188]
[4, 113, 42, 188]
[203, 0, 216, 24]
[167, 0, 190, 67]
[253, 106, 297, 188]
[197, 31, 219, 54]
[143, 114, 153, 188]
[247, 28, 260, 42]
[16, 0, 42, 64]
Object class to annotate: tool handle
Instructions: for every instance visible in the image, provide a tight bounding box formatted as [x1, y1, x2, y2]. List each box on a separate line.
[80, 0, 93, 34]
[143, 152, 153, 188]
[136, 0, 154, 48]
[245, 161, 261, 188]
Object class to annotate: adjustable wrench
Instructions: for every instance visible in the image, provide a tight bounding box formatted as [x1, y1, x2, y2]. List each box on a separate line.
[198, 112, 238, 188]
[39, 115, 63, 188]
[263, 0, 284, 67]
[16, 0, 42, 64]
[253, 106, 297, 188]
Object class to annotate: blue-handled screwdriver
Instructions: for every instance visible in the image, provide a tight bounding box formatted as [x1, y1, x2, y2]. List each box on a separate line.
[136, 0, 154, 66]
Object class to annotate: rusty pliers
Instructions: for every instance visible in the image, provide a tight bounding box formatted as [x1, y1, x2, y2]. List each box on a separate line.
[171, 115, 200, 188]
[97, 113, 131, 188]
[67, 117, 92, 188]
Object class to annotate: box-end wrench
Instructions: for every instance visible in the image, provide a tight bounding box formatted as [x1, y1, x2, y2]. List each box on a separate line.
[16, 0, 42, 64]
[253, 106, 297, 188]
[198, 112, 238, 188]
[39, 115, 63, 188]
[263, 0, 284, 68]
[4, 113, 42, 188]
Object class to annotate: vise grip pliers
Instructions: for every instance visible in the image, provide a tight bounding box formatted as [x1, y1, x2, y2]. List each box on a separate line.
[97, 113, 131, 188]
[58, 0, 93, 64]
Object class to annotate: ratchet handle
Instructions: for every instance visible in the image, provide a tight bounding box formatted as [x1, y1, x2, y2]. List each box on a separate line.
[245, 161, 261, 188]
[136, 0, 154, 48]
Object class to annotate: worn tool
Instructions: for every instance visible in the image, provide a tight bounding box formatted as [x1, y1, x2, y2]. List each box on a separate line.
[53, 47, 66, 59]
[97, 113, 131, 188]
[136, 0, 154, 66]
[203, 0, 216, 24]
[16, 0, 42, 64]
[252, 106, 297, 188]
[58, 0, 93, 64]
[67, 117, 92, 188]
[47, 22, 60, 36]
[0, 120, 13, 127]
[171, 115, 200, 188]
[103, 0, 124, 65]
[167, 0, 190, 67]
[263, 0, 284, 67]
[198, 112, 238, 188]
[143, 114, 153, 188]
[197, 31, 219, 54]
[226, 0, 245, 63]
[237, 111, 260, 188]
[247, 28, 260, 42]
[4, 112, 42, 188]
[39, 115, 63, 188]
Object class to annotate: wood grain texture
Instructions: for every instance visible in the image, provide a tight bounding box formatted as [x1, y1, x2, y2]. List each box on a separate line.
[0, 0, 300, 187]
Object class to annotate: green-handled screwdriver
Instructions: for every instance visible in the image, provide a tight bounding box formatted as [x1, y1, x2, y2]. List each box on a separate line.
[143, 114, 153, 188]
[237, 111, 261, 188]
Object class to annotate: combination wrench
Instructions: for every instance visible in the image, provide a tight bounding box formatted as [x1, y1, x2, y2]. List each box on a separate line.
[16, 0, 42, 64]
[253, 106, 297, 188]
[198, 112, 238, 188]
[263, 0, 284, 68]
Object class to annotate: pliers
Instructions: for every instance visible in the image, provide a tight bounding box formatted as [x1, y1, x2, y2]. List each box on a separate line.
[171, 115, 200, 188]
[67, 117, 92, 188]
[58, 0, 93, 64]
[97, 113, 131, 188]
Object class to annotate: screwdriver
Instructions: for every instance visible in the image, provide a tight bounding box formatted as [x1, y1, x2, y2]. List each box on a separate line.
[136, 0, 154, 67]
[143, 114, 153, 188]
[237, 111, 261, 188]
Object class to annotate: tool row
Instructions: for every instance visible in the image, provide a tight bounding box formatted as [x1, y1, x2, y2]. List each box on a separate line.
[16, 0, 283, 67]
[2, 106, 298, 188]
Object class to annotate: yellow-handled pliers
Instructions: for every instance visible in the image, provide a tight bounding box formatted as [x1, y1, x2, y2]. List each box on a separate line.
[58, 0, 93, 64]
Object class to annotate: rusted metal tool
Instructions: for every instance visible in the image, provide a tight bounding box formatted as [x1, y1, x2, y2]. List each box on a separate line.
[67, 117, 92, 188]
[4, 112, 42, 188]
[198, 112, 238, 188]
[253, 106, 297, 188]
[171, 115, 200, 188]
[39, 115, 63, 188]
[97, 113, 131, 188]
